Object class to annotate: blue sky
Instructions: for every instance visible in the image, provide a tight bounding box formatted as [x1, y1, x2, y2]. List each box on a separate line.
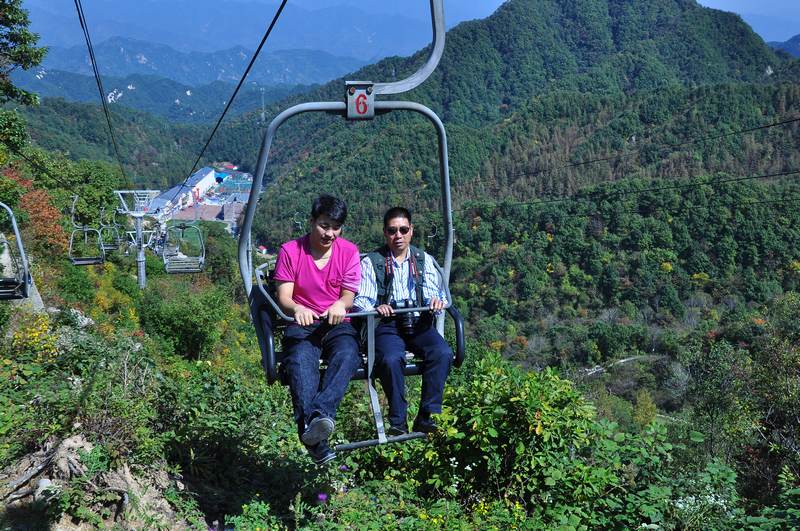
[697, 0, 800, 41]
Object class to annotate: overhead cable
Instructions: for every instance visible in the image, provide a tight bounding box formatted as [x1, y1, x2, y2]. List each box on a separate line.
[72, 0, 129, 182]
[507, 115, 800, 181]
[168, 0, 289, 207]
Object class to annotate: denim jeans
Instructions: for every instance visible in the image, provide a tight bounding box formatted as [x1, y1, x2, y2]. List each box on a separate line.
[373, 317, 452, 428]
[281, 322, 361, 438]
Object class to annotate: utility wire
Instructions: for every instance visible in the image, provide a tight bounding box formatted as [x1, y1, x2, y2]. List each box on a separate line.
[505, 115, 800, 181]
[167, 0, 288, 207]
[457, 169, 800, 213]
[73, 0, 128, 182]
[0, 141, 81, 196]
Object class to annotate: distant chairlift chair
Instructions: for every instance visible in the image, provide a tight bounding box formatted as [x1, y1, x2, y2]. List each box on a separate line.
[68, 196, 105, 266]
[0, 201, 31, 300]
[163, 223, 205, 274]
[98, 207, 123, 253]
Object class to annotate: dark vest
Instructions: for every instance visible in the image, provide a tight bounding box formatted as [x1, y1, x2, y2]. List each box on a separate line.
[366, 245, 427, 306]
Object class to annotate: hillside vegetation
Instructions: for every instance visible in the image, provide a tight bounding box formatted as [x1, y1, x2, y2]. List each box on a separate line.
[2, 0, 800, 527]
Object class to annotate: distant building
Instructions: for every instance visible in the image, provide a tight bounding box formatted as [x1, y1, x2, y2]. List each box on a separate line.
[149, 167, 217, 218]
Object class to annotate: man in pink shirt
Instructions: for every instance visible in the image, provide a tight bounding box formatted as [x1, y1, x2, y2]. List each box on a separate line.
[273, 195, 361, 465]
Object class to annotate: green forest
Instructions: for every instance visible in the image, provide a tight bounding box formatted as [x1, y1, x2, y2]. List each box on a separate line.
[2, 0, 800, 528]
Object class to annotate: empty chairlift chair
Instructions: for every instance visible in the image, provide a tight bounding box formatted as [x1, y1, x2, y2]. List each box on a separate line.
[238, 0, 465, 451]
[68, 196, 105, 266]
[163, 223, 205, 274]
[0, 201, 31, 300]
[98, 207, 123, 253]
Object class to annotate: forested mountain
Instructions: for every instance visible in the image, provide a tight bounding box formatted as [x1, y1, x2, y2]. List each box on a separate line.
[13, 99, 203, 188]
[36, 37, 365, 87]
[770, 33, 800, 58]
[12, 69, 302, 123]
[205, 0, 798, 239]
[23, 0, 795, 188]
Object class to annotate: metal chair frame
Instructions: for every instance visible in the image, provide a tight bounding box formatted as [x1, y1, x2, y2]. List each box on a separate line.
[0, 201, 31, 300]
[68, 196, 105, 266]
[238, 0, 464, 452]
[163, 222, 205, 274]
[98, 207, 123, 252]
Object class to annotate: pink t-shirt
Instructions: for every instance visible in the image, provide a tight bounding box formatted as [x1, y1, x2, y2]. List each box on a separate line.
[273, 234, 361, 315]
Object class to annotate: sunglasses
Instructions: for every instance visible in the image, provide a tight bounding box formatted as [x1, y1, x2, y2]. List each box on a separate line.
[385, 226, 410, 236]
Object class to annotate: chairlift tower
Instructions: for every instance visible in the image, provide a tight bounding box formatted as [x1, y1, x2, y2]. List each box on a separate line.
[116, 190, 160, 289]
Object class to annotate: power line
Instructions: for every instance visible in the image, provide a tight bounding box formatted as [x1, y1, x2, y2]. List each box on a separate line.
[0, 141, 81, 196]
[167, 0, 288, 208]
[505, 115, 800, 181]
[457, 169, 800, 213]
[72, 0, 128, 182]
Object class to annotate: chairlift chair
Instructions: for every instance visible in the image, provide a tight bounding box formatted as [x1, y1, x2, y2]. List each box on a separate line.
[98, 207, 123, 252]
[163, 222, 205, 274]
[68, 196, 105, 266]
[0, 201, 31, 300]
[238, 0, 465, 452]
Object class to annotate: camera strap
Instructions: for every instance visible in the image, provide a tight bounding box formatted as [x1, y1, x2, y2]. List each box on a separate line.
[410, 252, 425, 308]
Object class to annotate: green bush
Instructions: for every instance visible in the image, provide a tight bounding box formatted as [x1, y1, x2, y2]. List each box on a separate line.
[138, 279, 228, 359]
[58, 263, 95, 304]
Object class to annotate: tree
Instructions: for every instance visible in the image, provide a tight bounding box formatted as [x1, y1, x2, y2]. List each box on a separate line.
[0, 0, 46, 105]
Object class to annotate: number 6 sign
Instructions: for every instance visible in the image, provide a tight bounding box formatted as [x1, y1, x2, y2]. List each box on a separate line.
[346, 81, 375, 120]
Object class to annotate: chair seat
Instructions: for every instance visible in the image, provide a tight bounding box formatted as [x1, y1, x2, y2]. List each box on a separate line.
[70, 257, 104, 266]
[165, 257, 203, 273]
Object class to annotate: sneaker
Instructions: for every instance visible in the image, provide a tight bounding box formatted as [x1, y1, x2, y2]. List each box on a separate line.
[301, 415, 335, 446]
[412, 414, 438, 434]
[387, 424, 408, 437]
[306, 440, 336, 466]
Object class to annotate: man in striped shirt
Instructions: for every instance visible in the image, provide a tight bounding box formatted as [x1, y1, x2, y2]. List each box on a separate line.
[354, 207, 453, 435]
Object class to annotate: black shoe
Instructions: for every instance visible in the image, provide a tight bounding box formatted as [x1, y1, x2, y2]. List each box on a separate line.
[306, 440, 336, 466]
[412, 414, 438, 434]
[387, 424, 408, 437]
[301, 415, 335, 446]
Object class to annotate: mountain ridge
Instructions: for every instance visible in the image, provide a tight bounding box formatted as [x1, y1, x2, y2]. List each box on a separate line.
[769, 34, 800, 58]
[39, 37, 366, 87]
[11, 69, 303, 123]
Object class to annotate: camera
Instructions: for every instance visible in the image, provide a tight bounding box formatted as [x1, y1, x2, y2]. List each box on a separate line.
[391, 299, 418, 335]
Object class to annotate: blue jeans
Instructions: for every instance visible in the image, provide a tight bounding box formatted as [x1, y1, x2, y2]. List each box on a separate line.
[282, 322, 361, 439]
[374, 317, 452, 428]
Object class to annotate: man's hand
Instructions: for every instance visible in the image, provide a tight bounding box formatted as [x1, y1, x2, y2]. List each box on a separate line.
[429, 297, 445, 313]
[294, 305, 319, 326]
[322, 300, 348, 325]
[376, 304, 395, 317]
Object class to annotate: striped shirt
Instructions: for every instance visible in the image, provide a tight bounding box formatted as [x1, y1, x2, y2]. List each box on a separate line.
[354, 250, 447, 311]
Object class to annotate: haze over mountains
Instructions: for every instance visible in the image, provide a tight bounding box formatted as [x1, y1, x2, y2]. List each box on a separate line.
[20, 0, 506, 122]
[770, 34, 800, 58]
[25, 37, 366, 87]
[27, 0, 504, 58]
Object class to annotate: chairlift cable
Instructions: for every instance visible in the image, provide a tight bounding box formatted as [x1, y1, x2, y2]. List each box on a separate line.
[457, 169, 800, 213]
[505, 115, 800, 181]
[0, 142, 84, 196]
[72, 0, 129, 183]
[460, 172, 800, 223]
[167, 0, 289, 208]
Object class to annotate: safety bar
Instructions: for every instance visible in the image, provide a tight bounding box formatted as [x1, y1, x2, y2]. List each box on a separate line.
[251, 296, 465, 384]
[0, 201, 31, 298]
[335, 432, 427, 452]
